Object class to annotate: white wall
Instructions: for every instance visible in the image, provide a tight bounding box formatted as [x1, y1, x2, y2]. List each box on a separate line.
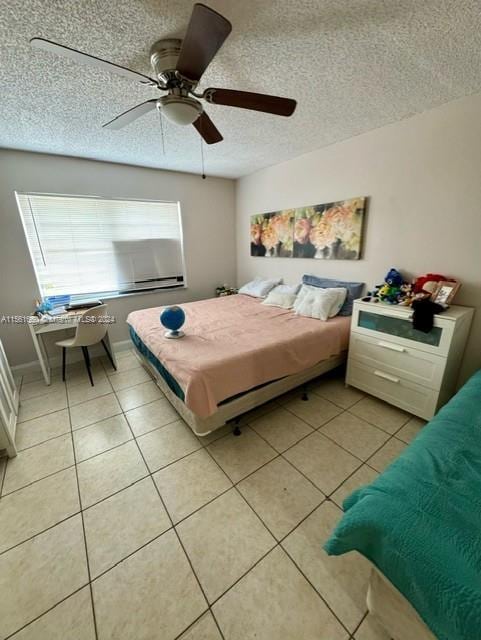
[236, 92, 481, 383]
[0, 150, 236, 366]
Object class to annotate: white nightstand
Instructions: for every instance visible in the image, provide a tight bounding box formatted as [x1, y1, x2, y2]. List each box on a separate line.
[346, 299, 474, 420]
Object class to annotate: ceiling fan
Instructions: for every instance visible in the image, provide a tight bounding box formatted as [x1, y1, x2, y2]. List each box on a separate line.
[30, 3, 297, 145]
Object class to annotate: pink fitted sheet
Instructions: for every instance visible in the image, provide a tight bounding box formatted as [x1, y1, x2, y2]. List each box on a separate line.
[127, 294, 350, 418]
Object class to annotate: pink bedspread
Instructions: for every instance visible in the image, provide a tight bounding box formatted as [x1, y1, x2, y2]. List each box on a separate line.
[127, 295, 350, 418]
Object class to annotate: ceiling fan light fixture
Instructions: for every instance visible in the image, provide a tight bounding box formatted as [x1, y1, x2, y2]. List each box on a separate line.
[159, 95, 203, 126]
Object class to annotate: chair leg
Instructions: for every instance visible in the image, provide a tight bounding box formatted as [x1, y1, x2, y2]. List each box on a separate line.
[81, 346, 94, 386]
[101, 338, 117, 371]
[62, 347, 66, 382]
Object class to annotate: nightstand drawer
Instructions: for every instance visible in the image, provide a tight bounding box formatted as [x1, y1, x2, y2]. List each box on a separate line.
[349, 332, 446, 390]
[346, 360, 438, 419]
[353, 305, 454, 356]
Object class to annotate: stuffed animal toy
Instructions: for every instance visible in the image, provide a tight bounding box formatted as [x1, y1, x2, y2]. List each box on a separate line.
[377, 268, 404, 304]
[367, 270, 454, 307]
[385, 268, 404, 289]
[367, 268, 408, 305]
[399, 282, 414, 305]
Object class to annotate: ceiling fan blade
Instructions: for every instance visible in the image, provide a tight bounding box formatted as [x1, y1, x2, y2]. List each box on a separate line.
[193, 111, 223, 144]
[176, 3, 232, 82]
[204, 88, 297, 116]
[102, 100, 158, 130]
[30, 37, 157, 85]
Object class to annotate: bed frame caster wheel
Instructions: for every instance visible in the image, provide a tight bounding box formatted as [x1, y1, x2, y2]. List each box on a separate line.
[301, 385, 309, 401]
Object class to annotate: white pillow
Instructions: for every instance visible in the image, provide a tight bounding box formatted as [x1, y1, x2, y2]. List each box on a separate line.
[294, 285, 347, 321]
[262, 289, 297, 309]
[272, 283, 301, 295]
[238, 277, 282, 298]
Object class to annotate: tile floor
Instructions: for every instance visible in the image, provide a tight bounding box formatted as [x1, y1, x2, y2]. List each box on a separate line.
[0, 351, 425, 640]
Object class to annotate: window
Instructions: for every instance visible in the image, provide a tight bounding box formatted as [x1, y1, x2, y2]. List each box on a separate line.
[16, 193, 185, 300]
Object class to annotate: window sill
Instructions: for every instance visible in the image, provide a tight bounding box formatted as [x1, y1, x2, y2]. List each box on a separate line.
[53, 285, 188, 305]
[105, 285, 188, 301]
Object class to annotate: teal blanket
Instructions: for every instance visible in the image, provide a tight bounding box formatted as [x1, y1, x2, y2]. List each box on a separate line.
[324, 370, 481, 640]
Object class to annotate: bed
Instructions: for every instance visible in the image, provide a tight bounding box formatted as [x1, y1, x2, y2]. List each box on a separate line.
[325, 369, 481, 640]
[127, 293, 350, 435]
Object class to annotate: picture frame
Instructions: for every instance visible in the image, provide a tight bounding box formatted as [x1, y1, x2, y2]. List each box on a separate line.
[431, 281, 461, 305]
[250, 196, 367, 260]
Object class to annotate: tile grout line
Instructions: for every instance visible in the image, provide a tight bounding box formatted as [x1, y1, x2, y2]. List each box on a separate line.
[350, 610, 369, 637]
[88, 527, 173, 583]
[6, 358, 410, 638]
[0, 460, 77, 499]
[111, 386, 226, 640]
[4, 431, 214, 510]
[10, 365, 400, 496]
[244, 424, 335, 495]
[15, 426, 76, 454]
[252, 402, 367, 462]
[66, 401, 100, 640]
[3, 583, 91, 640]
[280, 542, 359, 637]
[126, 414, 184, 440]
[246, 413, 364, 492]
[110, 354, 229, 640]
[11, 357, 169, 485]
[7, 366, 405, 503]
[280, 397, 408, 470]
[16, 399, 69, 424]
[284, 382, 411, 437]
[243, 406, 366, 491]
[197, 395, 397, 521]
[16, 402, 68, 427]
[191, 393, 408, 634]
[171, 611, 218, 640]
[199, 436, 354, 636]
[202, 429, 363, 634]
[0, 454, 7, 495]
[316, 425, 394, 470]
[170, 398, 404, 497]
[0, 508, 82, 558]
[5, 436, 349, 638]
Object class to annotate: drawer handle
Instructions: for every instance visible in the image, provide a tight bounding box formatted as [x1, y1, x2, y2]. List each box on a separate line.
[374, 370, 400, 384]
[377, 341, 406, 353]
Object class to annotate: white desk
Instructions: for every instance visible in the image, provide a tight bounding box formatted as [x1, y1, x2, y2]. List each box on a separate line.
[28, 312, 117, 385]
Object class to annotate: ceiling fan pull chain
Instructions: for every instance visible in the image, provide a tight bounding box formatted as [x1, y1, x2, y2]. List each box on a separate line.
[158, 109, 166, 155]
[200, 134, 206, 179]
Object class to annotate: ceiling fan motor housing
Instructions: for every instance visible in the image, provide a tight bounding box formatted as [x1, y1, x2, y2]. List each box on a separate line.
[150, 38, 183, 85]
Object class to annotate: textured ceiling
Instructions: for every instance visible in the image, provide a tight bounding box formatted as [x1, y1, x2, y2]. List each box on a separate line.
[1, 0, 481, 178]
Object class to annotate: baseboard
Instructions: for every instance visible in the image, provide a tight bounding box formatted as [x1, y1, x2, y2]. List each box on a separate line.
[11, 339, 132, 375]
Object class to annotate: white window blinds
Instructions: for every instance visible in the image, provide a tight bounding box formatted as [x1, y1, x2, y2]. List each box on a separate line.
[16, 193, 185, 299]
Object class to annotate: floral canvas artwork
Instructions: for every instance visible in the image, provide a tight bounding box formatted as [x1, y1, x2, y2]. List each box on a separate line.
[250, 197, 366, 260]
[250, 210, 294, 257]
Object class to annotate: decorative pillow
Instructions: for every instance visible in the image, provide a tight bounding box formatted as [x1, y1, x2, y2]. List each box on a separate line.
[295, 284, 347, 317]
[302, 275, 363, 316]
[238, 277, 282, 298]
[272, 283, 301, 295]
[262, 289, 297, 309]
[294, 285, 347, 321]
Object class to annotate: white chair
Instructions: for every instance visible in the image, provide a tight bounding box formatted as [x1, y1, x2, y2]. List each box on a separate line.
[56, 304, 116, 386]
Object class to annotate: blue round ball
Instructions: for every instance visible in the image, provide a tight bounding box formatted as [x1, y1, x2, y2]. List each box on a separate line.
[160, 306, 185, 332]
